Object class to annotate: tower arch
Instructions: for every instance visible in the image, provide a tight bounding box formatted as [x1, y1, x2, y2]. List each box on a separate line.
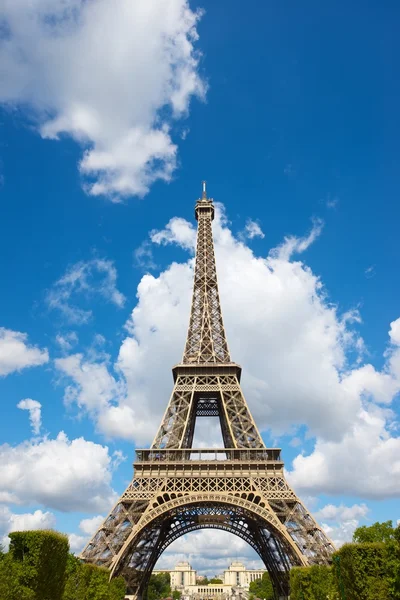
[110, 496, 307, 599]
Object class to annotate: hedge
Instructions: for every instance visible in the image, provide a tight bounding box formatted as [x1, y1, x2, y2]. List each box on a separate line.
[0, 531, 126, 600]
[290, 565, 338, 600]
[9, 530, 69, 600]
[62, 556, 126, 600]
[332, 543, 389, 600]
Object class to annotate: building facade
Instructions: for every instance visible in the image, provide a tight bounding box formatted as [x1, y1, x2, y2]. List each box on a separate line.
[223, 562, 264, 588]
[153, 561, 265, 598]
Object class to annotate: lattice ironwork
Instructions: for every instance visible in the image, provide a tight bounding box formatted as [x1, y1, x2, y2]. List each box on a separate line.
[81, 183, 335, 600]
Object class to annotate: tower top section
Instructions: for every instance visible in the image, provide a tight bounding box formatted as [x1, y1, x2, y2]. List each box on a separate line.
[183, 182, 230, 364]
[195, 180, 214, 221]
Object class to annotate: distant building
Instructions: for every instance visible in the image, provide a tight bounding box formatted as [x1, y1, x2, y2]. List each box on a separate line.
[162, 561, 197, 588]
[223, 561, 264, 587]
[153, 561, 265, 598]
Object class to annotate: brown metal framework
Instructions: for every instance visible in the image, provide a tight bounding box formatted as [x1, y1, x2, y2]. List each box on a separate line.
[81, 183, 334, 599]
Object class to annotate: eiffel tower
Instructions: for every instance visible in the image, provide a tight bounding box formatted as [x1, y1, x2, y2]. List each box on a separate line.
[81, 183, 335, 599]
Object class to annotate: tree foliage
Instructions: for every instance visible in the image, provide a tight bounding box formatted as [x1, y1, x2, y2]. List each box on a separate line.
[333, 543, 390, 600]
[249, 572, 274, 600]
[289, 522, 400, 600]
[386, 525, 400, 599]
[9, 530, 69, 600]
[62, 557, 126, 600]
[0, 531, 125, 600]
[353, 520, 397, 544]
[146, 572, 171, 600]
[0, 553, 35, 600]
[290, 565, 338, 600]
[209, 578, 223, 584]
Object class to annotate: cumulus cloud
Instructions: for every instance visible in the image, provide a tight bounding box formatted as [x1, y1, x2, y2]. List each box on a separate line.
[0, 328, 49, 377]
[0, 506, 56, 550]
[17, 399, 42, 435]
[47, 259, 125, 324]
[151, 217, 197, 250]
[288, 404, 400, 498]
[0, 431, 119, 512]
[0, 0, 205, 200]
[54, 206, 400, 499]
[311, 502, 368, 547]
[68, 532, 87, 555]
[314, 503, 369, 522]
[68, 514, 104, 554]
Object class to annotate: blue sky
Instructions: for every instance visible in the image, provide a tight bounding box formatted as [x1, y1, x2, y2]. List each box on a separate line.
[0, 0, 399, 575]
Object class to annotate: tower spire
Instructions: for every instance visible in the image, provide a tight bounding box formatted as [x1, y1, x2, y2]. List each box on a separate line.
[183, 183, 230, 364]
[201, 180, 207, 199]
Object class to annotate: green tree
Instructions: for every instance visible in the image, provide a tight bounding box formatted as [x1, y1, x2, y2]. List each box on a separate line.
[290, 566, 338, 600]
[353, 520, 396, 544]
[86, 565, 114, 600]
[146, 572, 171, 600]
[62, 555, 84, 600]
[350, 521, 400, 599]
[332, 543, 389, 600]
[209, 578, 223, 584]
[172, 590, 182, 600]
[109, 576, 127, 600]
[62, 558, 126, 600]
[249, 572, 274, 600]
[0, 552, 35, 600]
[385, 524, 400, 600]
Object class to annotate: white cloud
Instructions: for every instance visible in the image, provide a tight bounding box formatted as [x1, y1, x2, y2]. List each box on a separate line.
[288, 405, 400, 498]
[79, 515, 104, 536]
[287, 317, 400, 498]
[0, 0, 205, 200]
[56, 332, 79, 352]
[68, 532, 87, 554]
[312, 503, 369, 548]
[17, 399, 42, 435]
[0, 328, 49, 377]
[365, 265, 376, 279]
[47, 259, 125, 324]
[54, 206, 400, 500]
[109, 208, 359, 443]
[68, 514, 104, 554]
[314, 503, 369, 522]
[0, 506, 56, 550]
[241, 219, 265, 240]
[151, 217, 197, 250]
[273, 217, 324, 260]
[0, 431, 119, 512]
[134, 241, 157, 270]
[389, 318, 400, 346]
[321, 520, 360, 548]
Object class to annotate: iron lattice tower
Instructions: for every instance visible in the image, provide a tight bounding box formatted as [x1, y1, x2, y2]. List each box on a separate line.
[81, 184, 335, 599]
